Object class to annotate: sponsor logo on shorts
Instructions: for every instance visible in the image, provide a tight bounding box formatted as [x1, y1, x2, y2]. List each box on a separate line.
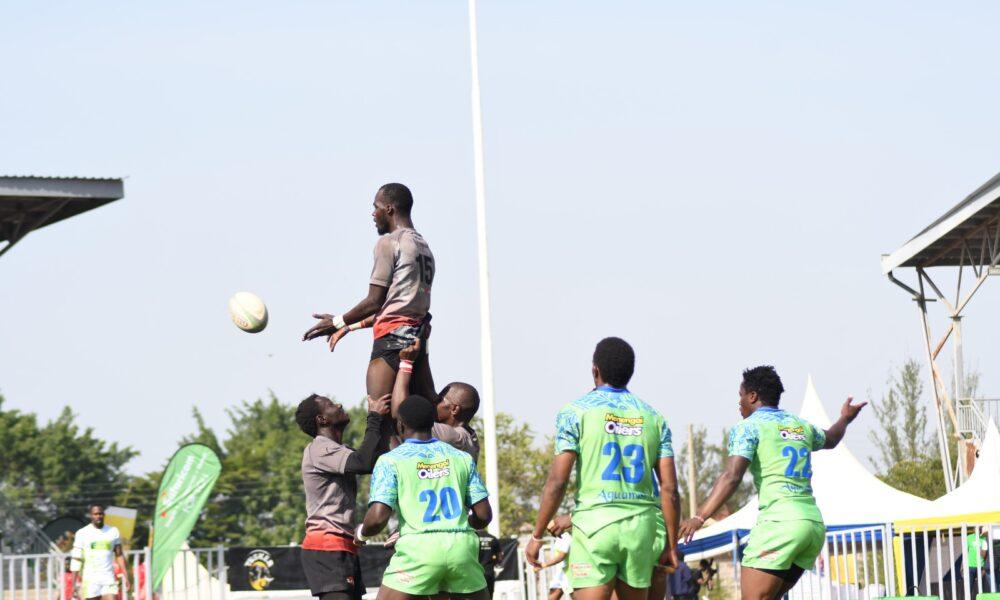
[393, 569, 414, 584]
[779, 426, 807, 442]
[758, 549, 778, 562]
[417, 459, 451, 479]
[604, 414, 643, 436]
[244, 549, 275, 591]
[570, 563, 593, 578]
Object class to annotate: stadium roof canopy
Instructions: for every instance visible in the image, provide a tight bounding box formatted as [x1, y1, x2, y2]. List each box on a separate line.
[0, 175, 124, 258]
[881, 171, 1000, 273]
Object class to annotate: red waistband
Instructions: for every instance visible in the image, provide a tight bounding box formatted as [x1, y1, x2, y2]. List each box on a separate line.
[302, 530, 358, 554]
[373, 316, 421, 339]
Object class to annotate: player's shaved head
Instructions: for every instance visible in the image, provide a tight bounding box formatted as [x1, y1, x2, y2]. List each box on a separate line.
[593, 337, 635, 388]
[378, 182, 413, 215]
[398, 395, 436, 432]
[440, 382, 480, 421]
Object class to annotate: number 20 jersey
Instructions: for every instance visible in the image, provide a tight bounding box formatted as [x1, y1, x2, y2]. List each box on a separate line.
[369, 439, 488, 535]
[728, 406, 826, 523]
[554, 386, 673, 536]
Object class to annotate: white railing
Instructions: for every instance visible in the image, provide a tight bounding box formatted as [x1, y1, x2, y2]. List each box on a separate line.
[894, 521, 997, 599]
[785, 524, 894, 600]
[957, 397, 1000, 443]
[1, 547, 225, 600]
[0, 552, 66, 600]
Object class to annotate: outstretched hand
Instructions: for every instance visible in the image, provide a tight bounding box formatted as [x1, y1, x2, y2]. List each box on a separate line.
[327, 327, 349, 352]
[303, 313, 337, 341]
[840, 396, 868, 423]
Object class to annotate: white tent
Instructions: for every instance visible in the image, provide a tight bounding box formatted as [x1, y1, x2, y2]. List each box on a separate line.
[900, 420, 1000, 520]
[685, 377, 933, 559]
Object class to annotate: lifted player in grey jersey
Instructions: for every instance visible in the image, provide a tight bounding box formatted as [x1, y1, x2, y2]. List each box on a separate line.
[303, 183, 437, 403]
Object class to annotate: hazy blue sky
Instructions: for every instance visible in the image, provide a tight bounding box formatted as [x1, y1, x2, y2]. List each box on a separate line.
[2, 1, 999, 477]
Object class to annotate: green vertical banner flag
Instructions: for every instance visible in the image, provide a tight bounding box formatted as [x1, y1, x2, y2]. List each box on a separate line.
[151, 444, 222, 589]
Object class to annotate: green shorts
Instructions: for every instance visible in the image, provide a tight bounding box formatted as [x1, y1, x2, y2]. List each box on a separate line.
[381, 531, 486, 595]
[741, 519, 826, 571]
[568, 511, 665, 589]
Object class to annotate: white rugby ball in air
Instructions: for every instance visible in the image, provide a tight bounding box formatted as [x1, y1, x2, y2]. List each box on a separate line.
[228, 292, 268, 333]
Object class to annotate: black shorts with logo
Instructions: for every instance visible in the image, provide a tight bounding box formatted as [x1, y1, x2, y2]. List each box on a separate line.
[301, 549, 364, 599]
[370, 315, 431, 372]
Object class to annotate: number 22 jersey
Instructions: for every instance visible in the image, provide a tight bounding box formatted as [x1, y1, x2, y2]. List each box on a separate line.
[728, 406, 826, 523]
[554, 386, 673, 536]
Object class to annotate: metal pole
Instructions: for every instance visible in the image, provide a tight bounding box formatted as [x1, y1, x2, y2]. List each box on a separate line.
[687, 424, 697, 517]
[917, 292, 955, 491]
[952, 316, 969, 484]
[467, 0, 501, 537]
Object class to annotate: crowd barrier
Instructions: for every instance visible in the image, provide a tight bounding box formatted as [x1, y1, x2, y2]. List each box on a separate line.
[2, 522, 996, 600]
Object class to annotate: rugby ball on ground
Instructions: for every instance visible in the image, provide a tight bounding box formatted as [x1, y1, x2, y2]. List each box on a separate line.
[228, 292, 268, 333]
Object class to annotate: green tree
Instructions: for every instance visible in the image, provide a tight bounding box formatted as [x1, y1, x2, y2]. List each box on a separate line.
[677, 426, 753, 519]
[868, 359, 928, 471]
[190, 394, 312, 547]
[471, 413, 554, 535]
[868, 360, 946, 500]
[0, 395, 136, 527]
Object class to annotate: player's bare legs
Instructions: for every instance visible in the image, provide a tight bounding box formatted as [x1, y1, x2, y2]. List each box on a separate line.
[571, 584, 614, 600]
[740, 566, 801, 600]
[648, 568, 667, 600]
[367, 358, 396, 398]
[375, 585, 421, 600]
[449, 589, 489, 600]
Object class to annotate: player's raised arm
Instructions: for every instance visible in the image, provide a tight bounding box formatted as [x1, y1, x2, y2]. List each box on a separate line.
[390, 340, 422, 418]
[302, 285, 387, 342]
[821, 396, 867, 449]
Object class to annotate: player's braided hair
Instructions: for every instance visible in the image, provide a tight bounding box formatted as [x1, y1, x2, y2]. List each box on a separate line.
[295, 394, 322, 437]
[741, 365, 785, 406]
[593, 337, 635, 388]
[379, 182, 413, 215]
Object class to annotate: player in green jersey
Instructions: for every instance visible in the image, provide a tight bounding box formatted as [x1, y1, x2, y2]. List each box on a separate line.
[526, 337, 681, 600]
[679, 366, 866, 600]
[357, 395, 493, 600]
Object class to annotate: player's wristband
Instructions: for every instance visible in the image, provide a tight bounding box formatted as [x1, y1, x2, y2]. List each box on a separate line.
[347, 321, 363, 332]
[692, 515, 706, 525]
[399, 359, 414, 373]
[355, 524, 369, 543]
[531, 534, 545, 543]
[332, 315, 346, 330]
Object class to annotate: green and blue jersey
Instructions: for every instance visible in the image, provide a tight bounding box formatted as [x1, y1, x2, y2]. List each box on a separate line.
[369, 438, 488, 535]
[554, 386, 672, 535]
[728, 407, 826, 523]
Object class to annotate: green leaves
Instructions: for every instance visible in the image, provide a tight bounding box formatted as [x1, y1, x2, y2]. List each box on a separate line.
[0, 394, 137, 528]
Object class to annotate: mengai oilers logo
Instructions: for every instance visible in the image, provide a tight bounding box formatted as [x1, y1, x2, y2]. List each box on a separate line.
[244, 549, 275, 591]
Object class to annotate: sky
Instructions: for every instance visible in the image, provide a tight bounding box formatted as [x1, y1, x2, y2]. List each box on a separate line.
[2, 1, 1000, 477]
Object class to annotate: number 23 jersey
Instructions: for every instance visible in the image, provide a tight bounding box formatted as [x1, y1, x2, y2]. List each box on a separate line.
[554, 386, 672, 536]
[728, 407, 826, 523]
[369, 438, 488, 535]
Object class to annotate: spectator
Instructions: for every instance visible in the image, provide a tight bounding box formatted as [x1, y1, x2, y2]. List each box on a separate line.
[696, 559, 716, 593]
[477, 529, 504, 597]
[667, 550, 697, 600]
[535, 533, 572, 600]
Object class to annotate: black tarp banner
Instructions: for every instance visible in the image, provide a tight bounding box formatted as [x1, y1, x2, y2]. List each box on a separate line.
[228, 540, 520, 593]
